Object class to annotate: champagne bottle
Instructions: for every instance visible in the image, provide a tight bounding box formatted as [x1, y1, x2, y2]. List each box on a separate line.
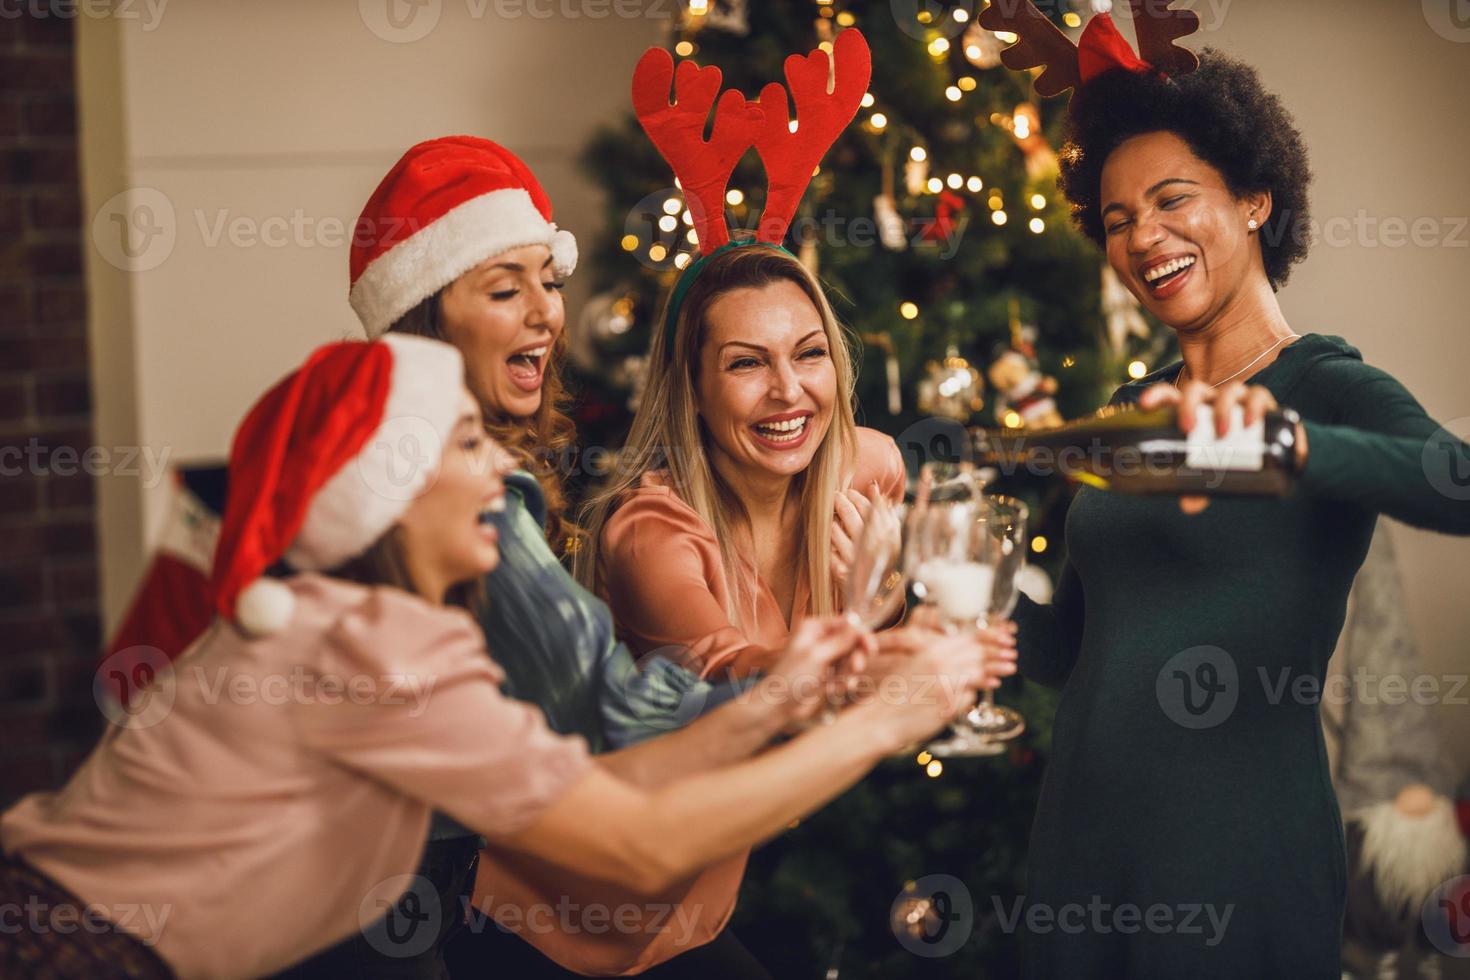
[971, 403, 1303, 496]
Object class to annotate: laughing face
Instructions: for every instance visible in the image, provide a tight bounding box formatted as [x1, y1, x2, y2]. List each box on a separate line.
[396, 388, 516, 600]
[695, 279, 838, 484]
[1099, 131, 1270, 331]
[439, 243, 565, 419]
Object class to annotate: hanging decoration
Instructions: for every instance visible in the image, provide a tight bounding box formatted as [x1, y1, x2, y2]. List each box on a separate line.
[1101, 265, 1151, 354]
[922, 189, 966, 245]
[874, 193, 907, 251]
[861, 331, 903, 414]
[903, 152, 930, 197]
[988, 348, 1063, 429]
[917, 345, 985, 423]
[988, 300, 1063, 428]
[570, 288, 637, 373]
[875, 153, 908, 251]
[617, 354, 651, 413]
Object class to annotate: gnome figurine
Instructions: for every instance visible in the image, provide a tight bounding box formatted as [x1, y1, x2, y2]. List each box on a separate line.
[988, 349, 1062, 429]
[1327, 527, 1468, 978]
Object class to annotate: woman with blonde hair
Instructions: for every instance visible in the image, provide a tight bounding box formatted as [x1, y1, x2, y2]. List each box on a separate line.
[580, 30, 1017, 679]
[577, 240, 913, 678]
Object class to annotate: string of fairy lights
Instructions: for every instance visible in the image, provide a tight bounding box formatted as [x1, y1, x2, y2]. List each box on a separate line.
[620, 0, 1086, 330]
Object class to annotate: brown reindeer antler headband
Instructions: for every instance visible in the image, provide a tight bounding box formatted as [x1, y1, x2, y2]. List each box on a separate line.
[978, 0, 1199, 101]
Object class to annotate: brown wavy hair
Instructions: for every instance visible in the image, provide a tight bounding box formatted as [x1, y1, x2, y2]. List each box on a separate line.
[388, 291, 582, 559]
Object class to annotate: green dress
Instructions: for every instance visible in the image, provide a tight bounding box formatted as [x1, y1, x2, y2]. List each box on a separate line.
[1012, 334, 1470, 979]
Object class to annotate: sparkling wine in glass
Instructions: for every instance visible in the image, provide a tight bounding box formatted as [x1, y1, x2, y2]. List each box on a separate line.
[905, 479, 1027, 757]
[957, 494, 1028, 744]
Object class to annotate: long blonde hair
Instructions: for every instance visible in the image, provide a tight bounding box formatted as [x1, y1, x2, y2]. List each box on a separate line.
[576, 243, 859, 630]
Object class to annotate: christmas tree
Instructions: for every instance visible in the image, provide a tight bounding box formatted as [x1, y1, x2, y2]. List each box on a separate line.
[569, 2, 1173, 974]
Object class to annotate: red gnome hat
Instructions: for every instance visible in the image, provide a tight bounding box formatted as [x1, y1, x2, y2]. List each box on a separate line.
[348, 136, 578, 337]
[210, 335, 465, 636]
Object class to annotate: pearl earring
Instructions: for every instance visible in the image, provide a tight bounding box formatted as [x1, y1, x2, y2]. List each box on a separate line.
[1248, 218, 1259, 230]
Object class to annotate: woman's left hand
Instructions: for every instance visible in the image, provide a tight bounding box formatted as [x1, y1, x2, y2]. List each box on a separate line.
[830, 484, 879, 588]
[1138, 380, 1307, 514]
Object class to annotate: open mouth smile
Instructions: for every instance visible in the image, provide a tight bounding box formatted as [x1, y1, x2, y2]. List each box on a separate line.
[506, 343, 549, 393]
[750, 411, 815, 451]
[1141, 254, 1196, 297]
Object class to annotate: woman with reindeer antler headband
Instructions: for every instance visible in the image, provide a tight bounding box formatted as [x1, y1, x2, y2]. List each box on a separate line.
[977, 2, 1470, 977]
[578, 29, 1020, 687]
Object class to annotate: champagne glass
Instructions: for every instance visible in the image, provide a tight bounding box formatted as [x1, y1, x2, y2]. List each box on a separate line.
[958, 494, 1028, 743]
[844, 494, 907, 631]
[905, 479, 1028, 757]
[805, 495, 907, 724]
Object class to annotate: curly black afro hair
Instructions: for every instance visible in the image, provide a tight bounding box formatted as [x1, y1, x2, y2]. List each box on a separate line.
[1058, 49, 1312, 289]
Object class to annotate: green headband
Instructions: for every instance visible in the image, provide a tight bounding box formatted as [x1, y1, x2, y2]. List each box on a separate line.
[661, 240, 794, 353]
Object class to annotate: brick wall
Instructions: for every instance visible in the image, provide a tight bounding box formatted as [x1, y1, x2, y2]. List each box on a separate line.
[0, 12, 104, 805]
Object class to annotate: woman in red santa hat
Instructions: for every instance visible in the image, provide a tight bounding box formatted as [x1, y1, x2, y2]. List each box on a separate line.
[0, 333, 998, 980]
[336, 137, 788, 978]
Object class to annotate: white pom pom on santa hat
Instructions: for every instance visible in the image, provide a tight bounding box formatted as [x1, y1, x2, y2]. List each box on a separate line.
[235, 578, 296, 637]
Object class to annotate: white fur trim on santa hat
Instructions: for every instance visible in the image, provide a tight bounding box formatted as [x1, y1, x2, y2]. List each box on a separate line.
[284, 335, 466, 570]
[350, 188, 579, 338]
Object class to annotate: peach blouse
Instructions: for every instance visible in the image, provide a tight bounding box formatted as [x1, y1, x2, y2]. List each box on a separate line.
[0, 574, 592, 980]
[599, 427, 906, 678]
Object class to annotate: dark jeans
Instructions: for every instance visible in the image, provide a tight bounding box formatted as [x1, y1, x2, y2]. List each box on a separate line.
[0, 855, 174, 980]
[268, 836, 481, 980]
[443, 914, 776, 979]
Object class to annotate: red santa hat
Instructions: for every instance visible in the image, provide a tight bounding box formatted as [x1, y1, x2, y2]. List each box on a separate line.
[210, 334, 466, 636]
[348, 136, 578, 337]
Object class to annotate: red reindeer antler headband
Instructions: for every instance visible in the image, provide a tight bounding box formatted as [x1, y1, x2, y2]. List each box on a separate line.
[978, 0, 1199, 101]
[632, 28, 871, 255]
[633, 28, 871, 346]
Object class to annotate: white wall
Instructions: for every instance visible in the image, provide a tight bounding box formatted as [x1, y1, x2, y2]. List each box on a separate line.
[80, 0, 1469, 772]
[78, 0, 665, 627]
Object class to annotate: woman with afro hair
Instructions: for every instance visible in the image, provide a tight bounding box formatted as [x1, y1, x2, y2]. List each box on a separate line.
[1005, 39, 1470, 980]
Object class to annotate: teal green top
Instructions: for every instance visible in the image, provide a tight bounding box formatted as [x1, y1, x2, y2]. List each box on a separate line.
[1013, 334, 1470, 978]
[429, 470, 725, 841]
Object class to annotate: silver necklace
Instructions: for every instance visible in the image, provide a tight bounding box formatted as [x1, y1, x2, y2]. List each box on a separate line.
[1174, 333, 1299, 390]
